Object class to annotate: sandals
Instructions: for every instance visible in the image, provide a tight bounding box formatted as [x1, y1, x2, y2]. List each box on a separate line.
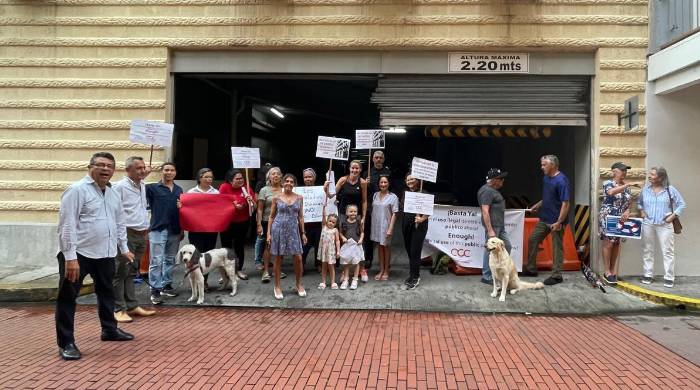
[297, 286, 307, 297]
[380, 274, 389, 281]
[330, 283, 339, 290]
[318, 282, 326, 290]
[374, 273, 383, 281]
[273, 287, 283, 300]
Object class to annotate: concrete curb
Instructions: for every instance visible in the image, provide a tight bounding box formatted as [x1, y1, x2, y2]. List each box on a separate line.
[0, 283, 94, 302]
[616, 281, 700, 310]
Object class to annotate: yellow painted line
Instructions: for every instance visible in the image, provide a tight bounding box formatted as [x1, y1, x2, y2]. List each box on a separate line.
[617, 281, 700, 309]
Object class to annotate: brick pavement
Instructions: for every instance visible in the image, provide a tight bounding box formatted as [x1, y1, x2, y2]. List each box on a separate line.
[0, 305, 698, 389]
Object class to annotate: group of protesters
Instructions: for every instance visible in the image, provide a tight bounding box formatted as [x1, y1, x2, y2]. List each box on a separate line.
[54, 150, 685, 360]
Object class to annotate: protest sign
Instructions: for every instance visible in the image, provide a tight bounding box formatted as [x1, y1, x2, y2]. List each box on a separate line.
[421, 205, 525, 270]
[410, 157, 439, 183]
[356, 129, 385, 149]
[605, 216, 642, 239]
[403, 192, 435, 216]
[316, 136, 351, 160]
[129, 120, 174, 147]
[293, 186, 326, 223]
[231, 147, 261, 169]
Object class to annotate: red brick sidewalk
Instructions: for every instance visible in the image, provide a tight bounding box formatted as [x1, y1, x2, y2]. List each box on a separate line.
[0, 306, 698, 389]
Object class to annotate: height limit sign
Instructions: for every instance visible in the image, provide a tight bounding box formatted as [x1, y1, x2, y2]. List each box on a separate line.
[448, 53, 529, 74]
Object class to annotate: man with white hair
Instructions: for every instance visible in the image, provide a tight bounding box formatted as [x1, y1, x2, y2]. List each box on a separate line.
[112, 156, 156, 322]
[521, 155, 570, 285]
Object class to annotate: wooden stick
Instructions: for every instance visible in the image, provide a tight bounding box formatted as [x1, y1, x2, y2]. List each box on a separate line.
[245, 168, 250, 191]
[416, 180, 424, 228]
[367, 149, 372, 181]
[148, 145, 154, 167]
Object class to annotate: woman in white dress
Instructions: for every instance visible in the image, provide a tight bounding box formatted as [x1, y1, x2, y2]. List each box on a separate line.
[370, 176, 399, 281]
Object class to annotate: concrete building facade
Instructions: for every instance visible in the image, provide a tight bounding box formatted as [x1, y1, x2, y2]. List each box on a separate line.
[0, 1, 655, 274]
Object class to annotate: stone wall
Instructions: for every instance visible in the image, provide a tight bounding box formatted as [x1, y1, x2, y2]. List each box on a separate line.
[0, 0, 648, 228]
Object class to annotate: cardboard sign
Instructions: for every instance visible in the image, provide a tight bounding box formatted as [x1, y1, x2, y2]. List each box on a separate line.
[355, 129, 385, 149]
[605, 216, 643, 239]
[403, 192, 435, 216]
[316, 136, 351, 160]
[421, 206, 526, 270]
[231, 147, 260, 169]
[293, 186, 325, 223]
[129, 120, 174, 147]
[410, 157, 439, 183]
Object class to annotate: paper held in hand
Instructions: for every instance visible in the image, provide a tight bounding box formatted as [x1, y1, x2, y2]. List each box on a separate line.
[355, 129, 385, 149]
[316, 136, 351, 160]
[231, 147, 261, 169]
[129, 120, 174, 147]
[293, 186, 325, 223]
[403, 192, 435, 215]
[410, 157, 439, 183]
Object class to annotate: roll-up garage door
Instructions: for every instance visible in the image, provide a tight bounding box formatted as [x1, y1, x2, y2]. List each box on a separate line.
[370, 75, 590, 127]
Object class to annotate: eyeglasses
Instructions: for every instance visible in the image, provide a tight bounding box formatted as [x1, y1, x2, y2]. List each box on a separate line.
[92, 163, 115, 170]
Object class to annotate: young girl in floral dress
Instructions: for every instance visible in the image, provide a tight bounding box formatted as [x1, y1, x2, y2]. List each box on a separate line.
[318, 203, 341, 290]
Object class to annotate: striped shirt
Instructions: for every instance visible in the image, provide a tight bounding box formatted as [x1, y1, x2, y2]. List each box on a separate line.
[637, 185, 686, 225]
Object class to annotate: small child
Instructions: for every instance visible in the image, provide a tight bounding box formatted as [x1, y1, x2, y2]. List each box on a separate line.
[318, 203, 341, 290]
[338, 204, 365, 290]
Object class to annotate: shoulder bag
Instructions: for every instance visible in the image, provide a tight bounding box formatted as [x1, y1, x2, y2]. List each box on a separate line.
[667, 187, 683, 234]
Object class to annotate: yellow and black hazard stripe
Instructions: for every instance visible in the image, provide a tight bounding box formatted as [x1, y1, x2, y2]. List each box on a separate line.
[424, 126, 552, 138]
[505, 195, 531, 209]
[574, 204, 591, 248]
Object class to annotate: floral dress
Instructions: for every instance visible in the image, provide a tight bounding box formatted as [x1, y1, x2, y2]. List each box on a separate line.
[270, 198, 303, 256]
[317, 227, 338, 265]
[599, 179, 632, 243]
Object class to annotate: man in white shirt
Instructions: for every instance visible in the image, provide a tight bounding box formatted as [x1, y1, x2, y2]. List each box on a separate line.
[112, 156, 156, 323]
[56, 152, 136, 361]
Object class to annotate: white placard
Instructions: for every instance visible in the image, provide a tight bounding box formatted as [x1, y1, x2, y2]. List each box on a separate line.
[230, 147, 260, 169]
[421, 205, 526, 270]
[403, 192, 435, 216]
[129, 120, 174, 147]
[316, 136, 351, 160]
[410, 157, 439, 183]
[293, 186, 326, 223]
[355, 129, 385, 149]
[448, 53, 529, 74]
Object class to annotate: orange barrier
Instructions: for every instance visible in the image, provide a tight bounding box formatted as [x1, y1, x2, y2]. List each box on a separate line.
[139, 239, 150, 275]
[449, 218, 580, 275]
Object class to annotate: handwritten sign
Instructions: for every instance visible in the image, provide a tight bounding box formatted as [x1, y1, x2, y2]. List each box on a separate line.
[410, 157, 439, 183]
[356, 129, 385, 149]
[316, 136, 351, 160]
[605, 216, 643, 240]
[403, 192, 435, 216]
[231, 147, 260, 169]
[293, 186, 326, 223]
[129, 120, 174, 147]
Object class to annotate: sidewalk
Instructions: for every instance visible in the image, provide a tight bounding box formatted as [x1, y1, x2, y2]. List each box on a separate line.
[1, 305, 699, 389]
[0, 265, 93, 302]
[76, 264, 661, 315]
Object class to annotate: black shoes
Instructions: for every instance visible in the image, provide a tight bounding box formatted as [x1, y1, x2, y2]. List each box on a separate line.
[518, 270, 539, 277]
[161, 285, 178, 297]
[150, 291, 163, 305]
[406, 278, 420, 290]
[543, 275, 563, 286]
[480, 278, 493, 285]
[59, 343, 81, 360]
[101, 328, 135, 342]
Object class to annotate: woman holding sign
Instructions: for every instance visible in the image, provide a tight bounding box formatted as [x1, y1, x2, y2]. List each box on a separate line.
[325, 160, 369, 281]
[185, 168, 220, 290]
[267, 174, 307, 299]
[598, 162, 642, 285]
[219, 169, 256, 280]
[301, 168, 323, 272]
[402, 174, 429, 290]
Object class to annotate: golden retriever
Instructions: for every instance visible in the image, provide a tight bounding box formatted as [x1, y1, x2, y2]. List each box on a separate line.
[486, 237, 544, 302]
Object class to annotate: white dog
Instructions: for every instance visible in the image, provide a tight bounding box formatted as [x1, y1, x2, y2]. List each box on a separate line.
[486, 237, 544, 302]
[176, 244, 238, 304]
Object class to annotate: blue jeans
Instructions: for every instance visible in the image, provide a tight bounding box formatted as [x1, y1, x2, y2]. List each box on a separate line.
[149, 230, 180, 291]
[482, 227, 512, 281]
[254, 222, 268, 266]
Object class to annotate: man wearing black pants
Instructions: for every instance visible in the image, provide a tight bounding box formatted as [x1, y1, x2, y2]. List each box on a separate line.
[56, 152, 135, 361]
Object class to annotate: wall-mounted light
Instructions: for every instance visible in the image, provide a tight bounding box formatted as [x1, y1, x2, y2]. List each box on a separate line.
[270, 107, 285, 119]
[384, 127, 406, 134]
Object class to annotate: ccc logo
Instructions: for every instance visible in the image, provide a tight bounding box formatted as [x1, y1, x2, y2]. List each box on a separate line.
[450, 249, 471, 258]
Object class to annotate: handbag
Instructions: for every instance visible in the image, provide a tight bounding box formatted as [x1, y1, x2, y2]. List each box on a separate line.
[667, 187, 683, 234]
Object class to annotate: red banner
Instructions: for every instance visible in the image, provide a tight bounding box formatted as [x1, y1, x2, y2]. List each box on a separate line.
[179, 193, 235, 232]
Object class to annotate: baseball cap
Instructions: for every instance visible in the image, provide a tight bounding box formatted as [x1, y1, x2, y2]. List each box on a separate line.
[486, 168, 508, 180]
[611, 162, 631, 170]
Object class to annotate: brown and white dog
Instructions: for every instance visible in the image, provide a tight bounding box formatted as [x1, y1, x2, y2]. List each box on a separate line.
[486, 237, 544, 302]
[176, 244, 238, 304]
